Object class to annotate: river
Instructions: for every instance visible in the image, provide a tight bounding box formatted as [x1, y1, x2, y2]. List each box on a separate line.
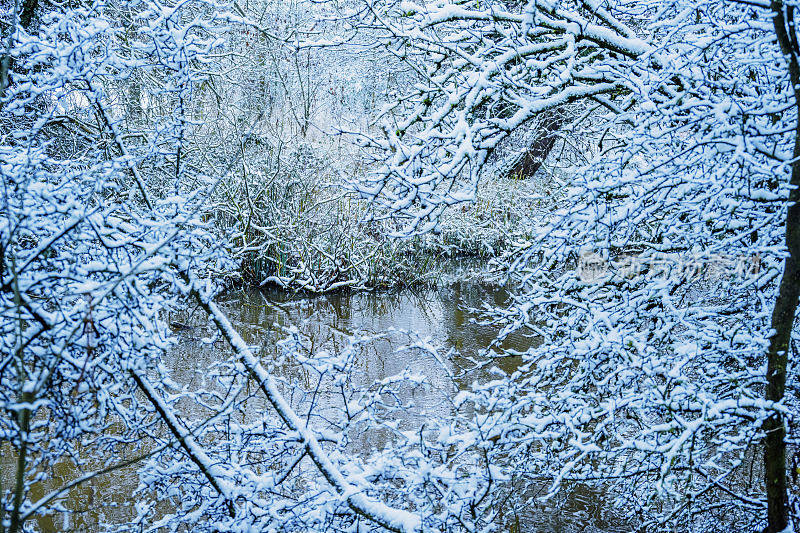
[2, 266, 627, 532]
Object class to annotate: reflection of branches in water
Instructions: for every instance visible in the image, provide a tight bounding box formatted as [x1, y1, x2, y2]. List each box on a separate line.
[142, 280, 635, 532]
[172, 281, 541, 405]
[213, 283, 537, 392]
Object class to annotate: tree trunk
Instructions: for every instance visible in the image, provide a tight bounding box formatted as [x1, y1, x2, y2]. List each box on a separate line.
[8, 391, 32, 533]
[0, 0, 39, 107]
[765, 2, 800, 531]
[764, 253, 799, 533]
[504, 109, 566, 180]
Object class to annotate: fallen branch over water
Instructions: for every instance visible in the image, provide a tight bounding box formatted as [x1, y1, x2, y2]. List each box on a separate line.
[175, 263, 423, 533]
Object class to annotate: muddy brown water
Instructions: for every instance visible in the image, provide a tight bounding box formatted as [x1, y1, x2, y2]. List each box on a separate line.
[1, 273, 626, 532]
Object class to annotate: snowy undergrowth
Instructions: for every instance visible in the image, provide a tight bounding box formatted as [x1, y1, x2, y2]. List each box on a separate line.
[210, 136, 546, 293]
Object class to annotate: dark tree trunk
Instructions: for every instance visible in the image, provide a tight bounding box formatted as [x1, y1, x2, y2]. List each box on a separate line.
[504, 109, 566, 180]
[0, 0, 40, 105]
[765, 2, 800, 531]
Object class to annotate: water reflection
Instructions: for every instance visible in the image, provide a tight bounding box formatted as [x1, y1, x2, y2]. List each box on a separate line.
[3, 273, 626, 532]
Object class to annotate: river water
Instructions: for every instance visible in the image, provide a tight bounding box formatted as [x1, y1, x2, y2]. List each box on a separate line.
[2, 267, 627, 532]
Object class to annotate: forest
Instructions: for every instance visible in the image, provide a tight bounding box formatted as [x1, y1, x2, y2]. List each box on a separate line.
[1, 0, 800, 531]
